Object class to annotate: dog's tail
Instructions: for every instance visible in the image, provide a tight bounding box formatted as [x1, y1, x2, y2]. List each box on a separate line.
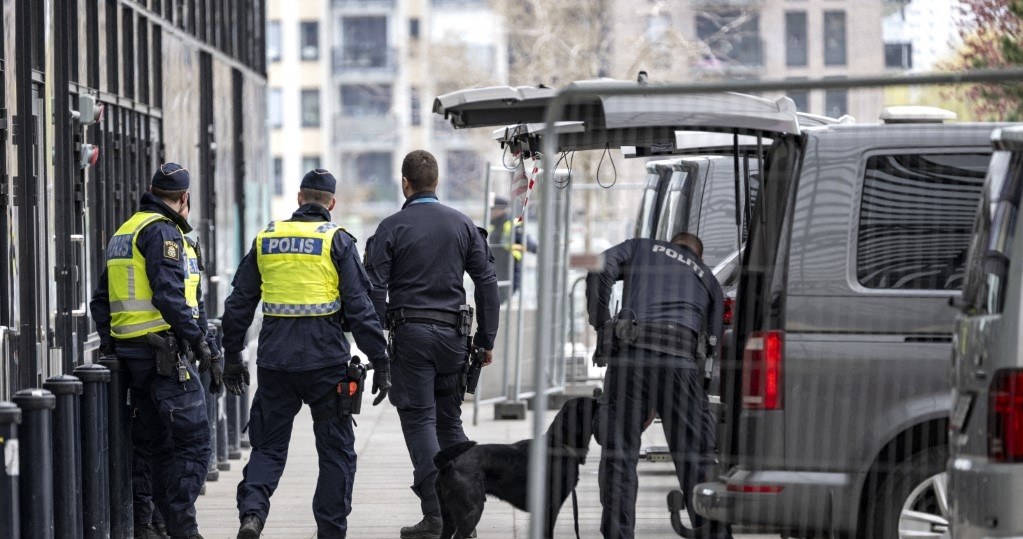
[434, 440, 478, 469]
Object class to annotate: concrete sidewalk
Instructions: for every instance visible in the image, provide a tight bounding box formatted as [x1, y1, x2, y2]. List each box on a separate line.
[196, 393, 772, 539]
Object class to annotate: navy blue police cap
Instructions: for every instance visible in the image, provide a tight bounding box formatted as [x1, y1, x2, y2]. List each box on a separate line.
[152, 163, 190, 190]
[301, 169, 337, 194]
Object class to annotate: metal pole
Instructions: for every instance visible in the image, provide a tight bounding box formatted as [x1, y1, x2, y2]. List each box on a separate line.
[239, 360, 251, 449]
[226, 393, 242, 459]
[73, 363, 110, 539]
[13, 388, 56, 539]
[216, 393, 229, 471]
[203, 370, 220, 482]
[99, 357, 133, 538]
[474, 164, 493, 427]
[0, 401, 21, 539]
[43, 375, 84, 539]
[512, 185, 529, 401]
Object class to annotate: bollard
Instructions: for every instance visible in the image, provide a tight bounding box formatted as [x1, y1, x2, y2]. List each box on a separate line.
[99, 357, 133, 539]
[226, 392, 242, 459]
[13, 388, 56, 539]
[240, 369, 251, 449]
[74, 363, 110, 539]
[0, 401, 21, 539]
[216, 393, 230, 471]
[43, 375, 84, 539]
[202, 370, 219, 482]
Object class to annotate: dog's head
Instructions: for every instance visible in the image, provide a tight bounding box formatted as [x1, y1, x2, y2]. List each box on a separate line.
[547, 396, 600, 460]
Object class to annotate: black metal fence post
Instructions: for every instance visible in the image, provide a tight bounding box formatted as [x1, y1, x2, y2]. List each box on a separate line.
[216, 391, 229, 471]
[0, 401, 21, 539]
[12, 388, 56, 539]
[226, 392, 241, 459]
[202, 369, 219, 483]
[43, 375, 84, 539]
[98, 357, 132, 538]
[73, 363, 110, 539]
[239, 361, 251, 449]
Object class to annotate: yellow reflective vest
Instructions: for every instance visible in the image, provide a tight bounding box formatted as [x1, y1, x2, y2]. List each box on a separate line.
[255, 220, 341, 317]
[107, 211, 200, 339]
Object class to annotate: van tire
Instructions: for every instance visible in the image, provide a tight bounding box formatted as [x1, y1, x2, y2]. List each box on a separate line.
[866, 446, 949, 539]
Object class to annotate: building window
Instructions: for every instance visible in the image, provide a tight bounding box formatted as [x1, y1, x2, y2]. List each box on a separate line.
[301, 89, 320, 127]
[409, 17, 420, 40]
[885, 42, 912, 69]
[268, 88, 282, 128]
[273, 157, 284, 195]
[696, 11, 763, 67]
[267, 20, 281, 62]
[300, 21, 319, 61]
[824, 88, 847, 117]
[302, 156, 322, 174]
[824, 11, 847, 66]
[787, 89, 809, 112]
[785, 11, 807, 67]
[343, 152, 395, 202]
[340, 84, 392, 117]
[410, 86, 422, 126]
[340, 16, 388, 69]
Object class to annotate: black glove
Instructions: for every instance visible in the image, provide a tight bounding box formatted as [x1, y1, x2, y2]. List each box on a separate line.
[99, 339, 116, 356]
[209, 354, 224, 395]
[223, 351, 250, 396]
[372, 366, 391, 406]
[194, 340, 214, 373]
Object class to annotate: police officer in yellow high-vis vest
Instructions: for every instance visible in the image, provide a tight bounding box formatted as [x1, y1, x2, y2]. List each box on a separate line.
[220, 169, 389, 539]
[89, 163, 223, 539]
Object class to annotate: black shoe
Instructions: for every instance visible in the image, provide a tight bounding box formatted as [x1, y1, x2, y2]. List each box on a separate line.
[469, 529, 478, 538]
[238, 514, 264, 539]
[154, 522, 169, 539]
[134, 524, 163, 539]
[400, 516, 442, 539]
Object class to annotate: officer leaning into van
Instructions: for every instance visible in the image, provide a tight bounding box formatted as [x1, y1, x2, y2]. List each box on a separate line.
[587, 232, 732, 539]
[220, 169, 389, 539]
[364, 150, 500, 539]
[89, 163, 222, 539]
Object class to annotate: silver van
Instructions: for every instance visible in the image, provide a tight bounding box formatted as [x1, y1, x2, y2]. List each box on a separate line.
[951, 126, 1023, 538]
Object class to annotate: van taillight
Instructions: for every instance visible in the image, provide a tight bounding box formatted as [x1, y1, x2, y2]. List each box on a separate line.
[742, 331, 783, 410]
[989, 369, 1023, 462]
[723, 297, 735, 326]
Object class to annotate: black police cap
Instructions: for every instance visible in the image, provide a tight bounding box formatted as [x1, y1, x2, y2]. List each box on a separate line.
[151, 163, 190, 191]
[301, 169, 337, 194]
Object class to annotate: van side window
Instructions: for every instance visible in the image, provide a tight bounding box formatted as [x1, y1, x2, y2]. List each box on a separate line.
[963, 151, 1023, 314]
[856, 152, 991, 291]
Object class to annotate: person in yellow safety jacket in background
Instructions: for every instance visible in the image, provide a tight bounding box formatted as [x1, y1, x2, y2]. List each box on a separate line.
[89, 162, 222, 539]
[488, 196, 537, 304]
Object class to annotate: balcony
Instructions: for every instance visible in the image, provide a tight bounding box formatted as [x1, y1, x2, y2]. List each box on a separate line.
[332, 0, 396, 9]
[334, 113, 400, 144]
[332, 46, 398, 75]
[690, 0, 764, 6]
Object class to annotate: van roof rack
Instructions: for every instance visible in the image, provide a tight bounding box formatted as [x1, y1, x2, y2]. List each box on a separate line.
[879, 106, 957, 124]
[993, 126, 1023, 150]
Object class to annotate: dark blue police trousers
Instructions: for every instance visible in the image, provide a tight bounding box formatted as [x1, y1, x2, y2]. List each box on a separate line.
[237, 365, 356, 538]
[388, 322, 469, 517]
[597, 351, 731, 539]
[125, 357, 211, 538]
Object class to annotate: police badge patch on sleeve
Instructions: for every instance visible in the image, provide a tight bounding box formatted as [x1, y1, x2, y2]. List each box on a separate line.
[163, 240, 180, 260]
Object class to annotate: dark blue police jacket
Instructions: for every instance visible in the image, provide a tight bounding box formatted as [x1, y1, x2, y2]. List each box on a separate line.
[364, 191, 500, 350]
[89, 193, 216, 359]
[220, 203, 388, 372]
[586, 238, 724, 344]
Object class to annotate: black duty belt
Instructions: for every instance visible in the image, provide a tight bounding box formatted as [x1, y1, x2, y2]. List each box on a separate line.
[116, 330, 173, 345]
[386, 308, 460, 329]
[614, 320, 698, 358]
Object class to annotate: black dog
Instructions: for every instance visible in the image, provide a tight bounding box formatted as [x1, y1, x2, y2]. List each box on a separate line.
[434, 397, 599, 539]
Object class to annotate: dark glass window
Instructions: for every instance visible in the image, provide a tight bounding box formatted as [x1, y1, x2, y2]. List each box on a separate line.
[273, 157, 284, 196]
[409, 17, 420, 39]
[344, 152, 395, 201]
[696, 11, 763, 67]
[788, 90, 809, 112]
[340, 85, 392, 116]
[885, 42, 913, 69]
[857, 152, 992, 290]
[824, 88, 847, 117]
[301, 89, 320, 127]
[824, 11, 847, 66]
[410, 86, 421, 126]
[341, 16, 388, 68]
[268, 88, 282, 128]
[785, 11, 807, 67]
[267, 20, 281, 62]
[300, 21, 319, 61]
[302, 156, 322, 174]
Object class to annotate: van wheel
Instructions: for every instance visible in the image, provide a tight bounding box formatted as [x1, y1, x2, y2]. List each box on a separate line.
[868, 446, 950, 539]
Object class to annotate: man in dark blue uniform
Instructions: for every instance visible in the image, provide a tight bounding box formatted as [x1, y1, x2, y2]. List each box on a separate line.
[587, 232, 732, 539]
[220, 169, 389, 539]
[90, 163, 221, 539]
[364, 150, 500, 539]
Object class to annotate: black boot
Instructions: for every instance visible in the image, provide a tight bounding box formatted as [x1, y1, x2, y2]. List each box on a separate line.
[400, 516, 442, 539]
[134, 523, 164, 539]
[237, 514, 264, 539]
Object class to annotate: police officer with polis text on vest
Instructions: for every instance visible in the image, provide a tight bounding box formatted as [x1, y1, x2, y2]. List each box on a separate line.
[587, 232, 732, 539]
[89, 163, 222, 539]
[220, 169, 390, 539]
[364, 150, 500, 539]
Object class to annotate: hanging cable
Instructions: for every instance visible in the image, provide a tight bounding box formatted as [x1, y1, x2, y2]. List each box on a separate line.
[501, 144, 519, 170]
[553, 151, 573, 189]
[596, 143, 617, 188]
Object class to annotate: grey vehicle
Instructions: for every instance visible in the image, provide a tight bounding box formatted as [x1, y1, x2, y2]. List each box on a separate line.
[950, 126, 1023, 538]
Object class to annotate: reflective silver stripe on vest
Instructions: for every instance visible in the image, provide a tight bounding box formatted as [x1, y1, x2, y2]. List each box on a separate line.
[111, 318, 169, 336]
[262, 299, 342, 316]
[110, 299, 159, 313]
[127, 266, 136, 300]
[315, 222, 339, 233]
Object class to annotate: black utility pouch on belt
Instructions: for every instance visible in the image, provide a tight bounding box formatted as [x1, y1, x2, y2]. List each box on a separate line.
[147, 332, 188, 382]
[458, 304, 474, 336]
[458, 338, 485, 397]
[311, 357, 367, 422]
